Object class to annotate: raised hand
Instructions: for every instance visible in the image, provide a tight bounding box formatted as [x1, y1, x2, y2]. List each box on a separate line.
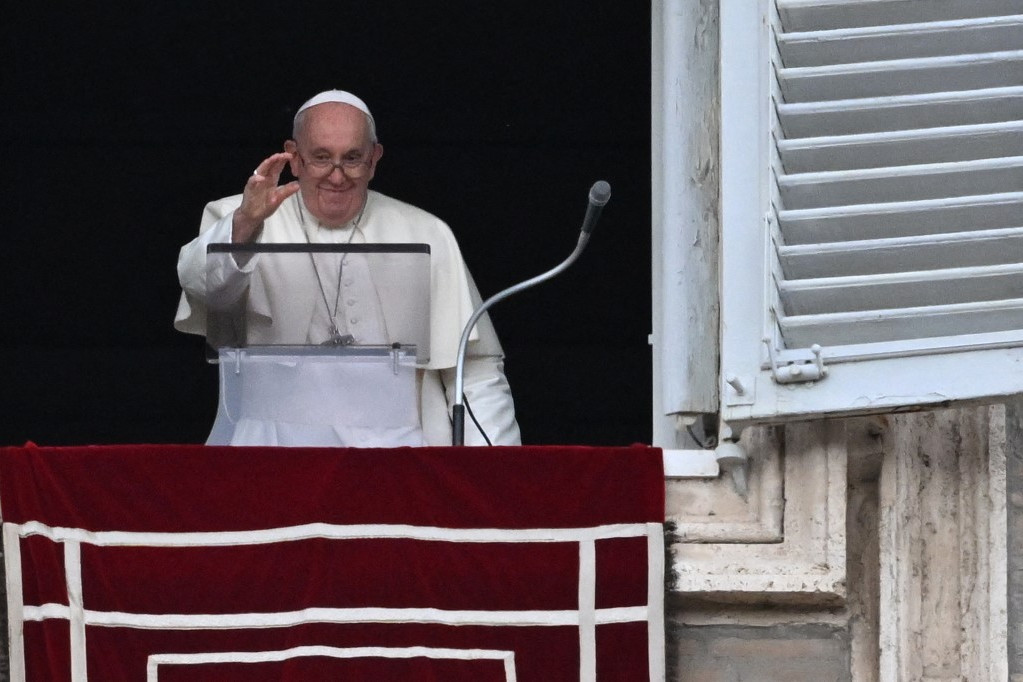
[232, 152, 301, 243]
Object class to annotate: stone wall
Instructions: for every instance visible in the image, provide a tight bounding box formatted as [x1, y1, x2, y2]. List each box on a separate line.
[1005, 399, 1023, 680]
[666, 404, 1011, 680]
[670, 622, 850, 681]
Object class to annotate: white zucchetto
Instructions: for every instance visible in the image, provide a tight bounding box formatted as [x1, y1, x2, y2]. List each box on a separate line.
[294, 90, 374, 124]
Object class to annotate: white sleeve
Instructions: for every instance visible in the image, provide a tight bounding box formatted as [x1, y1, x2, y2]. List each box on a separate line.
[174, 199, 258, 334]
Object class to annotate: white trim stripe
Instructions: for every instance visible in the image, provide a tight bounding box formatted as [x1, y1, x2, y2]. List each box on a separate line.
[4, 524, 26, 682]
[22, 604, 649, 629]
[646, 523, 667, 682]
[578, 539, 597, 682]
[9, 520, 653, 547]
[65, 542, 86, 682]
[147, 646, 517, 682]
[23, 603, 73, 620]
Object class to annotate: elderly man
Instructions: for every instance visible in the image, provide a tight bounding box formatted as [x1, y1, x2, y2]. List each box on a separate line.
[175, 90, 520, 447]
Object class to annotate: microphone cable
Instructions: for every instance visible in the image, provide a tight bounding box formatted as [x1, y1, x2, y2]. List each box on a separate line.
[463, 394, 493, 446]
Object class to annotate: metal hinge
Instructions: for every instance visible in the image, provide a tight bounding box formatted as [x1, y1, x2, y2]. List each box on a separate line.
[763, 338, 828, 384]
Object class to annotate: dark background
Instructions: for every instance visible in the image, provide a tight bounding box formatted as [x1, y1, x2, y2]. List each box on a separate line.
[1, 2, 652, 446]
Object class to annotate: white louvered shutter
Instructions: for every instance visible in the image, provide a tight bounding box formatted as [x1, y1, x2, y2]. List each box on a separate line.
[719, 0, 1023, 428]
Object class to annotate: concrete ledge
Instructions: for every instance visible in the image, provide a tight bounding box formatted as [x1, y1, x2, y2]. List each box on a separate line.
[663, 449, 720, 478]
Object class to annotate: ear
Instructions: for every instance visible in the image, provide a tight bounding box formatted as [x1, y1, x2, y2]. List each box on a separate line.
[284, 140, 301, 176]
[367, 143, 384, 181]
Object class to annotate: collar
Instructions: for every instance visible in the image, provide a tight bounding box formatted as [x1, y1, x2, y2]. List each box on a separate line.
[295, 193, 373, 244]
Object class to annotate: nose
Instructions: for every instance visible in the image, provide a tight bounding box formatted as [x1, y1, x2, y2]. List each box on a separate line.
[325, 165, 350, 183]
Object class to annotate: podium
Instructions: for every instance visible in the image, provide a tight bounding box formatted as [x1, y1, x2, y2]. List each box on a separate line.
[204, 243, 431, 447]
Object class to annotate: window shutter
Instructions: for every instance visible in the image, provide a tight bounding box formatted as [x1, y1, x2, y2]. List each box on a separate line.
[719, 0, 1023, 428]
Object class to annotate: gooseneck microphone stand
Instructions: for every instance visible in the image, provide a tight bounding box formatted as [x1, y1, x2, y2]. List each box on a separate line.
[452, 180, 611, 445]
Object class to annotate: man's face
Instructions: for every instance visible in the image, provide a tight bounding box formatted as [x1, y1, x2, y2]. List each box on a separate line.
[285, 103, 383, 228]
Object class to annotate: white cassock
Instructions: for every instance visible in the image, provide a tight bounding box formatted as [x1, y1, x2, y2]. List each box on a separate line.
[175, 190, 521, 447]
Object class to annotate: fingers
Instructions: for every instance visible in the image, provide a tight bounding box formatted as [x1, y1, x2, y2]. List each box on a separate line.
[243, 153, 295, 203]
[251, 152, 293, 181]
[266, 181, 301, 211]
[276, 180, 301, 201]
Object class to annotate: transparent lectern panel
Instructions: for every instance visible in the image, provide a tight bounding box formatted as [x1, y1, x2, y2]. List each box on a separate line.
[208, 347, 424, 447]
[205, 243, 430, 363]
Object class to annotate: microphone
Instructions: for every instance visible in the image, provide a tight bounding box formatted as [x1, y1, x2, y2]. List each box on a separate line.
[451, 180, 612, 445]
[581, 180, 612, 234]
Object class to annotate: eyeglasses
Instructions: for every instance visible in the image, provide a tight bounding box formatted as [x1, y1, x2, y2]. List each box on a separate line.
[297, 150, 374, 178]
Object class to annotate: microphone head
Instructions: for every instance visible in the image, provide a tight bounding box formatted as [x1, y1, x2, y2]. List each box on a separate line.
[589, 180, 611, 206]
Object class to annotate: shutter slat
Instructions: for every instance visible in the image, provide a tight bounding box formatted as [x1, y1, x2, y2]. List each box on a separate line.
[780, 263, 1023, 315]
[777, 86, 1023, 137]
[778, 157, 1023, 209]
[779, 16, 1023, 67]
[778, 51, 1023, 103]
[780, 299, 1023, 347]
[778, 192, 1023, 244]
[779, 227, 1023, 278]
[777, 0, 1023, 32]
[778, 121, 1023, 173]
